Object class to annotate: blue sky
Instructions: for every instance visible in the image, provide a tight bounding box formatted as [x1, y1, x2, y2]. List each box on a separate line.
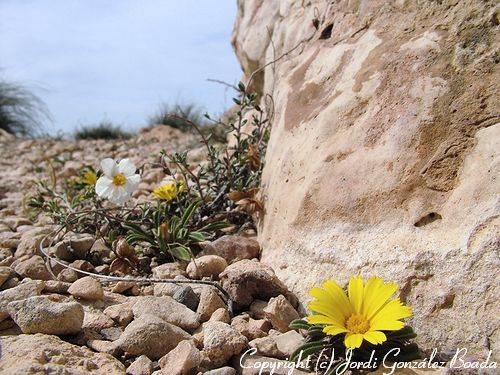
[0, 0, 242, 134]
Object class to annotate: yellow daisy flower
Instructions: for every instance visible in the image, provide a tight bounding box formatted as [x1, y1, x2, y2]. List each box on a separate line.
[306, 276, 412, 349]
[81, 170, 97, 186]
[152, 182, 181, 201]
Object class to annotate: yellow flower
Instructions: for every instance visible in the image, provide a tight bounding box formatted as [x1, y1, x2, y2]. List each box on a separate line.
[306, 276, 412, 349]
[82, 170, 97, 186]
[152, 182, 181, 201]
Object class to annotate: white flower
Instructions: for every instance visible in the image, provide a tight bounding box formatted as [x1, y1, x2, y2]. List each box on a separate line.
[95, 158, 140, 205]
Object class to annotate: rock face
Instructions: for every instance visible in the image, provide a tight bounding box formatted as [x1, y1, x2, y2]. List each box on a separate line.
[232, 0, 499, 355]
[0, 333, 125, 373]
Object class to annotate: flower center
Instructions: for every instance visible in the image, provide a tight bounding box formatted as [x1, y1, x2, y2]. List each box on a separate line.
[345, 314, 370, 334]
[112, 173, 127, 186]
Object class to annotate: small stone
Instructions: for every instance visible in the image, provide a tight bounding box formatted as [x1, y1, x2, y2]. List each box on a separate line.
[58, 268, 79, 282]
[263, 295, 299, 333]
[186, 255, 227, 279]
[14, 227, 51, 258]
[83, 311, 115, 330]
[219, 260, 297, 308]
[209, 308, 231, 324]
[14, 255, 53, 281]
[202, 235, 260, 263]
[116, 313, 191, 360]
[7, 295, 84, 335]
[69, 235, 94, 259]
[249, 300, 267, 319]
[153, 282, 182, 297]
[159, 340, 201, 375]
[274, 330, 305, 358]
[100, 327, 123, 341]
[104, 302, 134, 327]
[0, 280, 44, 321]
[152, 263, 186, 279]
[203, 367, 236, 375]
[248, 335, 280, 357]
[248, 318, 271, 339]
[43, 280, 71, 294]
[87, 339, 121, 356]
[0, 231, 21, 250]
[230, 315, 250, 338]
[127, 355, 153, 375]
[0, 266, 12, 287]
[132, 295, 200, 331]
[112, 281, 136, 294]
[54, 241, 73, 261]
[70, 259, 95, 272]
[173, 285, 200, 311]
[202, 321, 247, 367]
[68, 276, 104, 301]
[197, 287, 226, 322]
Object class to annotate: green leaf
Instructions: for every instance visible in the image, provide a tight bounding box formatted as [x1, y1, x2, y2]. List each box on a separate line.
[181, 201, 200, 228]
[237, 81, 245, 91]
[169, 245, 192, 261]
[289, 319, 311, 330]
[198, 220, 228, 232]
[188, 231, 205, 242]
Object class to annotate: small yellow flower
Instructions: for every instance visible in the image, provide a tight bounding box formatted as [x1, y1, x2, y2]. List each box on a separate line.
[82, 170, 97, 186]
[306, 276, 412, 349]
[152, 182, 181, 201]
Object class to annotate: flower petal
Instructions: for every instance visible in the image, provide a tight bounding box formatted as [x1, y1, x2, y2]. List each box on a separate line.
[125, 174, 141, 193]
[323, 325, 348, 336]
[322, 280, 353, 317]
[363, 330, 387, 345]
[308, 301, 344, 323]
[370, 319, 405, 331]
[310, 287, 347, 322]
[101, 158, 117, 177]
[348, 276, 364, 314]
[117, 158, 137, 176]
[344, 333, 364, 349]
[371, 298, 412, 325]
[108, 186, 130, 205]
[307, 314, 344, 327]
[363, 277, 398, 319]
[95, 176, 113, 198]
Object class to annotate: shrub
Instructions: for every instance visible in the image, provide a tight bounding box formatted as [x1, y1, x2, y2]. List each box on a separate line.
[148, 102, 206, 132]
[0, 80, 50, 136]
[74, 121, 131, 140]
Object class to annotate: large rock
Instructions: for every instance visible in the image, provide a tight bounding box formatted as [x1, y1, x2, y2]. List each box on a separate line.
[203, 236, 260, 263]
[116, 313, 191, 360]
[186, 255, 228, 279]
[7, 295, 84, 335]
[68, 276, 104, 300]
[13, 255, 53, 280]
[0, 333, 125, 373]
[232, 0, 500, 354]
[132, 295, 200, 331]
[158, 340, 201, 375]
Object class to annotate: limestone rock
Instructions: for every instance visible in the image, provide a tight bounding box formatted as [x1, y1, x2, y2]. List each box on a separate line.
[0, 266, 12, 287]
[209, 307, 231, 324]
[14, 226, 51, 258]
[203, 367, 236, 375]
[233, 0, 500, 353]
[186, 255, 228, 279]
[219, 259, 296, 308]
[173, 285, 200, 311]
[116, 313, 191, 360]
[132, 295, 200, 331]
[68, 276, 104, 300]
[274, 330, 305, 358]
[203, 321, 248, 367]
[104, 301, 134, 327]
[159, 340, 201, 375]
[0, 333, 125, 373]
[7, 295, 84, 335]
[69, 234, 95, 258]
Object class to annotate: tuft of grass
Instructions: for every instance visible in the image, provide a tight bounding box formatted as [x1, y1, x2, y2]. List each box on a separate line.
[148, 102, 206, 132]
[74, 121, 131, 140]
[0, 80, 50, 136]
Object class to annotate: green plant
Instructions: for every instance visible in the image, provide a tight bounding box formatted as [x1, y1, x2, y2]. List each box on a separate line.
[149, 102, 206, 132]
[74, 121, 131, 140]
[0, 80, 50, 136]
[160, 82, 270, 230]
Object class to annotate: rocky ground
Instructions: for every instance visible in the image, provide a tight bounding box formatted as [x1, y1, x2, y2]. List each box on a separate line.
[0, 128, 311, 374]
